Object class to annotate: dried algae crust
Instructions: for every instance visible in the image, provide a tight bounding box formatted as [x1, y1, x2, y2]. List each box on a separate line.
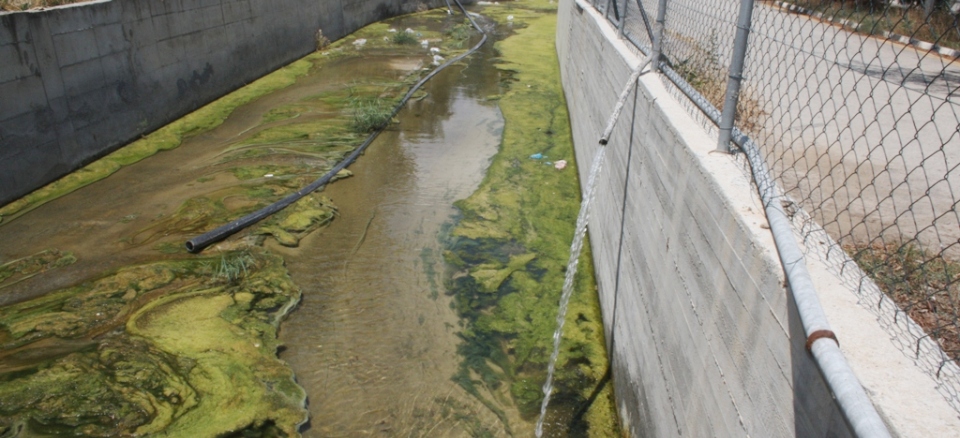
[0, 250, 306, 437]
[445, 1, 619, 435]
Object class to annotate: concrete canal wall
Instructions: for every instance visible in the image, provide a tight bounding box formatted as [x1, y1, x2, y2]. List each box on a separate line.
[556, 0, 960, 436]
[0, 0, 441, 205]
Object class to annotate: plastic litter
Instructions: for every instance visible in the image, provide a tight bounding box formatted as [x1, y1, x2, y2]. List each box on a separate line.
[352, 38, 367, 47]
[405, 28, 415, 34]
[264, 174, 274, 178]
[430, 47, 441, 54]
[507, 15, 514, 21]
[554, 160, 567, 170]
[530, 153, 544, 160]
[388, 28, 398, 33]
[432, 54, 445, 66]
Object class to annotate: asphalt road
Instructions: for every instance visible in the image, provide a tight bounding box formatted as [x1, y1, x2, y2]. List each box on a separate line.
[623, 0, 960, 256]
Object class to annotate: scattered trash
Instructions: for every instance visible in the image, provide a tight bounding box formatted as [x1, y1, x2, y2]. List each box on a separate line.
[383, 36, 390, 41]
[421, 39, 430, 48]
[430, 47, 441, 54]
[405, 28, 415, 34]
[507, 15, 514, 21]
[388, 28, 398, 33]
[554, 160, 567, 170]
[432, 54, 445, 66]
[264, 174, 274, 178]
[353, 38, 367, 47]
[530, 153, 544, 160]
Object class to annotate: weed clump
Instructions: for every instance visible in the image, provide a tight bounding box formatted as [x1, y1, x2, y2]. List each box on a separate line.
[316, 29, 331, 51]
[392, 31, 419, 45]
[446, 21, 474, 48]
[214, 251, 254, 283]
[350, 97, 393, 133]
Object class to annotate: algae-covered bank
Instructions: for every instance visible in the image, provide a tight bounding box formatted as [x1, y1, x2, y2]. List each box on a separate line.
[443, 1, 620, 436]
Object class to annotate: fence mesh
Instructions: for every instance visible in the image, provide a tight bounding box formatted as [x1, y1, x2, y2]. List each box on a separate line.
[593, 0, 960, 413]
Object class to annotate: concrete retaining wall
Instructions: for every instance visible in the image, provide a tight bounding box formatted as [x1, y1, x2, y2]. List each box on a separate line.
[0, 0, 439, 206]
[557, 1, 851, 436]
[558, 1, 960, 436]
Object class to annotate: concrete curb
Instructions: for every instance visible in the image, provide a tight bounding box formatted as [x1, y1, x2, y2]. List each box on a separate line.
[774, 1, 960, 59]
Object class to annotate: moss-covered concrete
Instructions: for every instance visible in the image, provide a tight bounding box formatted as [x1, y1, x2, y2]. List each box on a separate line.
[444, 1, 620, 435]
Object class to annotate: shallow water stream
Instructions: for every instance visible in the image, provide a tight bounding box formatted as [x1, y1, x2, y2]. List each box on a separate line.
[0, 4, 613, 437]
[276, 41, 509, 435]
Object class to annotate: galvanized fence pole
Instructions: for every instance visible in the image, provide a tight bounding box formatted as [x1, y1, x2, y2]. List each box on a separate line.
[716, 0, 755, 153]
[634, 0, 656, 45]
[651, 0, 668, 73]
[617, 0, 628, 36]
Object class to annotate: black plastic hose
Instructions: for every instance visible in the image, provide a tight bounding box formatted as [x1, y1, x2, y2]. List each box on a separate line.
[186, 0, 487, 253]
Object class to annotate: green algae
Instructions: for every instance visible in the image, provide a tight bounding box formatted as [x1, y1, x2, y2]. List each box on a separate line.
[0, 7, 560, 436]
[444, 1, 619, 435]
[137, 17, 468, 249]
[0, 8, 530, 437]
[0, 249, 305, 437]
[0, 8, 474, 227]
[0, 250, 76, 289]
[256, 192, 339, 248]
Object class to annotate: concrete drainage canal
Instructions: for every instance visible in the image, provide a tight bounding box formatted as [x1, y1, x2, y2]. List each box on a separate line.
[0, 1, 618, 436]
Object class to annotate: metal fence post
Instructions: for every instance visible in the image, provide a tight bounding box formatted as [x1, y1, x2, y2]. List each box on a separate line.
[618, 0, 628, 36]
[717, 0, 755, 153]
[651, 0, 668, 73]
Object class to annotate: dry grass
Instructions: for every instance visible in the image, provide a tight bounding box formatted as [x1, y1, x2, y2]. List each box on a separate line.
[848, 242, 960, 362]
[779, 0, 960, 50]
[671, 56, 767, 135]
[315, 29, 331, 51]
[0, 0, 89, 12]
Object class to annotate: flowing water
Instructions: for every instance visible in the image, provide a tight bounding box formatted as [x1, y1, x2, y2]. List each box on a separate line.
[0, 6, 613, 437]
[535, 147, 607, 438]
[0, 12, 514, 436]
[275, 41, 511, 435]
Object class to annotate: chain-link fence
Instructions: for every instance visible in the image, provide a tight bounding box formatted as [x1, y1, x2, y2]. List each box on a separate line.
[591, 0, 960, 414]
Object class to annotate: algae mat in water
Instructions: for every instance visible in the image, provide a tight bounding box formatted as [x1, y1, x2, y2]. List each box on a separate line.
[0, 249, 306, 437]
[0, 9, 482, 437]
[445, 1, 620, 436]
